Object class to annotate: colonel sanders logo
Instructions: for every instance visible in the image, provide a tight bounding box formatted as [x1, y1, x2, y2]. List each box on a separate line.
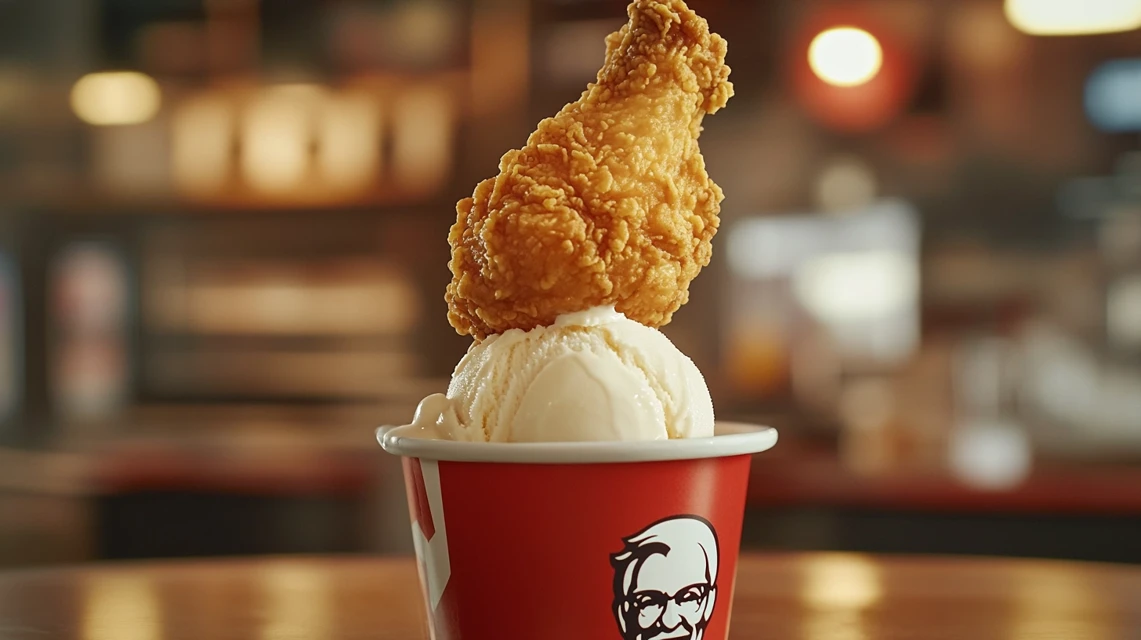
[610, 515, 719, 640]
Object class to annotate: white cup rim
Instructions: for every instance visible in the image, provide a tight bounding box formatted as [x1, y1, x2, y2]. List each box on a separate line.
[377, 422, 777, 464]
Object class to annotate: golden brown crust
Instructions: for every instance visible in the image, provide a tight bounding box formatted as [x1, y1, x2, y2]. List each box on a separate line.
[446, 0, 732, 339]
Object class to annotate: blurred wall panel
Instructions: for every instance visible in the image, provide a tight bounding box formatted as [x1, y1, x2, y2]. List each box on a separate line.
[469, 0, 529, 117]
[0, 493, 91, 567]
[391, 84, 455, 195]
[92, 118, 170, 196]
[537, 18, 621, 87]
[328, 0, 466, 71]
[0, 251, 19, 428]
[0, 448, 93, 567]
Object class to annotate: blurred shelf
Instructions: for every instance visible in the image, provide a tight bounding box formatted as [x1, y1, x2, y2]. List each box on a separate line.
[0, 196, 457, 221]
[750, 440, 1141, 516]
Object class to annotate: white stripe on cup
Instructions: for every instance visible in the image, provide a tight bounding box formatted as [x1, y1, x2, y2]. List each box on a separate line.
[411, 459, 451, 611]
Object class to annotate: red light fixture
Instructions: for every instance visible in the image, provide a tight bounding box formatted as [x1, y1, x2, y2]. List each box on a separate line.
[789, 7, 917, 133]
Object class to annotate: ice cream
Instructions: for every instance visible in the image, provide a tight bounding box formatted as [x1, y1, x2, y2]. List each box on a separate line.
[411, 306, 713, 442]
[407, 0, 730, 443]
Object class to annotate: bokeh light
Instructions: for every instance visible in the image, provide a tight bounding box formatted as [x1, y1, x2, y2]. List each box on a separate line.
[801, 553, 884, 610]
[241, 86, 325, 194]
[1085, 59, 1141, 132]
[70, 72, 161, 126]
[1005, 0, 1141, 36]
[808, 27, 883, 87]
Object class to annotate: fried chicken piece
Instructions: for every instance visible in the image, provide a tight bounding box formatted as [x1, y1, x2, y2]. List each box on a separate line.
[447, 0, 732, 339]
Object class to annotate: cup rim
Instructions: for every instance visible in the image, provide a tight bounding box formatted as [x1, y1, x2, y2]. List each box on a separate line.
[376, 422, 777, 464]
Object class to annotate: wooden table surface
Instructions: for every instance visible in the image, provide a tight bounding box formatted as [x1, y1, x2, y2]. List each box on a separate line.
[1, 553, 1140, 639]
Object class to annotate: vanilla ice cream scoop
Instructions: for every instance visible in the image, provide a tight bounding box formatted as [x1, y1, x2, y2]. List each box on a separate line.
[412, 306, 714, 443]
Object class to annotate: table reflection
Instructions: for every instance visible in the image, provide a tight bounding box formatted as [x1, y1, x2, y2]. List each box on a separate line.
[801, 553, 884, 610]
[802, 609, 868, 640]
[259, 563, 333, 640]
[799, 554, 882, 640]
[2, 555, 1140, 640]
[83, 573, 161, 640]
[1009, 565, 1116, 640]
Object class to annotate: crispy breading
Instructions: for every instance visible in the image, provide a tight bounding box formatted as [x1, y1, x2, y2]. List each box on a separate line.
[447, 0, 732, 339]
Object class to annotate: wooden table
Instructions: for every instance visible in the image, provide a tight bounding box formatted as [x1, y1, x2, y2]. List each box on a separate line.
[1, 553, 1140, 639]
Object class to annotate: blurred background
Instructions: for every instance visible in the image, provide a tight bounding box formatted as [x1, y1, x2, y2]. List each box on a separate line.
[2, 0, 1141, 568]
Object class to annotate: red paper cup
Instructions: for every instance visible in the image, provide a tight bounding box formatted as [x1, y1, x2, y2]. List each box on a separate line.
[378, 422, 777, 640]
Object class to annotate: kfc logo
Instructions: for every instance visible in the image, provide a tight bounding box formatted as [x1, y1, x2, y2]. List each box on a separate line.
[610, 515, 720, 640]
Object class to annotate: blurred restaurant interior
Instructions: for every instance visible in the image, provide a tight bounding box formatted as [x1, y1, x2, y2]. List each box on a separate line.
[3, 0, 1141, 567]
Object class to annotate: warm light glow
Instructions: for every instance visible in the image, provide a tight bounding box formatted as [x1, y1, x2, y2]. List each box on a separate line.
[317, 93, 381, 193]
[83, 574, 161, 640]
[808, 28, 882, 87]
[393, 86, 453, 193]
[802, 554, 883, 610]
[1005, 0, 1141, 35]
[241, 87, 321, 193]
[70, 72, 162, 126]
[172, 94, 234, 195]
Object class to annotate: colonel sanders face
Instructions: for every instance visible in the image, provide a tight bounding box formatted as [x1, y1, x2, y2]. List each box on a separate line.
[610, 516, 719, 640]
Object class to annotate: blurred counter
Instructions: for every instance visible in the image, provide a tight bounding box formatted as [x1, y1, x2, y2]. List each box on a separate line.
[0, 402, 418, 566]
[10, 424, 1141, 511]
[7, 410, 1141, 565]
[751, 438, 1141, 515]
[2, 403, 408, 498]
[748, 438, 1141, 563]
